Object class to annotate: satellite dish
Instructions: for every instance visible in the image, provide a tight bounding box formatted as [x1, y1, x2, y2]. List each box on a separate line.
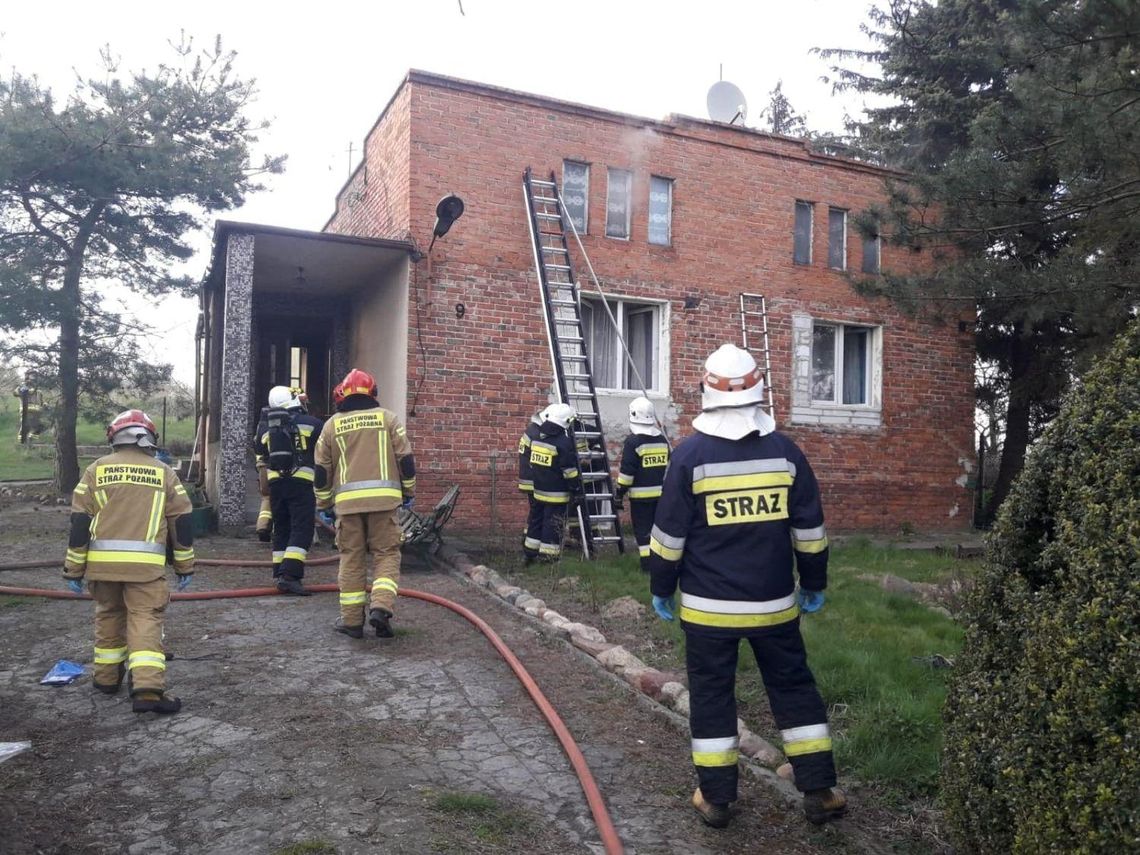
[707, 80, 748, 125]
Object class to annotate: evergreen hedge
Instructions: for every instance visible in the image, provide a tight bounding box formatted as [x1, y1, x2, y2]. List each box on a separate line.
[942, 319, 1140, 852]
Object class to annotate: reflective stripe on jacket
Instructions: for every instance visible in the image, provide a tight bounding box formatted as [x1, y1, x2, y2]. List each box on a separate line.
[647, 430, 828, 636]
[529, 421, 582, 505]
[617, 432, 669, 501]
[64, 448, 194, 582]
[314, 403, 414, 514]
[518, 421, 542, 492]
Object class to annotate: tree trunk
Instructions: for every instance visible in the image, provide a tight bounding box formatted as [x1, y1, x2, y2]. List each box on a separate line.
[985, 333, 1034, 524]
[53, 204, 104, 494]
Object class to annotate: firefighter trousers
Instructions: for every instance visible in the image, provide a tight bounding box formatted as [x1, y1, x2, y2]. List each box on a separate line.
[256, 466, 272, 534]
[337, 510, 402, 626]
[523, 501, 567, 560]
[270, 478, 315, 581]
[686, 621, 836, 804]
[628, 500, 657, 570]
[90, 578, 169, 694]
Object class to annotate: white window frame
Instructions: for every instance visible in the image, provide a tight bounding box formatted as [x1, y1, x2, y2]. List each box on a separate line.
[794, 200, 814, 265]
[789, 314, 883, 428]
[562, 160, 590, 235]
[580, 295, 670, 395]
[605, 167, 633, 240]
[828, 207, 847, 271]
[648, 175, 673, 246]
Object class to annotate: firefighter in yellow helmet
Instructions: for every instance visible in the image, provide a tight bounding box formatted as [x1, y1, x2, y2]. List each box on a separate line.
[63, 410, 194, 714]
[314, 369, 415, 639]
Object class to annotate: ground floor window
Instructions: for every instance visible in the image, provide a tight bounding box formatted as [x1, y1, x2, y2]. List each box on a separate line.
[580, 297, 666, 392]
[791, 314, 882, 427]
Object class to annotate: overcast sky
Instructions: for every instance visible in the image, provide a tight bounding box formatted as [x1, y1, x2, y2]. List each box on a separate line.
[2, 0, 882, 384]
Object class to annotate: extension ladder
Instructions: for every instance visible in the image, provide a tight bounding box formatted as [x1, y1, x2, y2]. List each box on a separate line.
[739, 292, 778, 422]
[522, 167, 625, 559]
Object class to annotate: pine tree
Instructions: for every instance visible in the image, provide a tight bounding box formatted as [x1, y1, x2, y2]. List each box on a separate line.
[0, 37, 284, 490]
[819, 0, 1140, 521]
[758, 80, 808, 136]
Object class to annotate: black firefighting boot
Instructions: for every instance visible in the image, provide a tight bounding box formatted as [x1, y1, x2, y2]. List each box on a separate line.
[93, 663, 125, 695]
[369, 607, 394, 638]
[276, 577, 311, 597]
[803, 788, 847, 825]
[257, 528, 272, 543]
[334, 618, 364, 639]
[692, 788, 731, 829]
[132, 691, 182, 715]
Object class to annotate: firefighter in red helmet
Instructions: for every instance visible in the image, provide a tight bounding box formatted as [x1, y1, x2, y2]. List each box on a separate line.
[62, 410, 195, 714]
[315, 369, 415, 639]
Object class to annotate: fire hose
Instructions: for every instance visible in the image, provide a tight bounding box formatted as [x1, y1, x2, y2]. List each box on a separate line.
[0, 561, 624, 855]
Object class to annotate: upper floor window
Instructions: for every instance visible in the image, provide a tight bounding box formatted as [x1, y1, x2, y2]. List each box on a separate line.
[648, 176, 673, 246]
[828, 208, 847, 270]
[794, 200, 813, 265]
[562, 160, 589, 234]
[862, 228, 881, 274]
[606, 168, 632, 239]
[581, 296, 665, 391]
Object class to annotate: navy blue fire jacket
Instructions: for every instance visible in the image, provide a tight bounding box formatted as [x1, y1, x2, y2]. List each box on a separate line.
[529, 421, 583, 505]
[616, 433, 670, 501]
[647, 429, 829, 636]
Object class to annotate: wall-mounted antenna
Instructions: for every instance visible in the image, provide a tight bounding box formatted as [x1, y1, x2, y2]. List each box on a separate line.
[707, 79, 748, 126]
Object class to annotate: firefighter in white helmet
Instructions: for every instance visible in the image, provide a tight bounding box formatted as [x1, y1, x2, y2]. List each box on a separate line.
[523, 403, 583, 562]
[647, 344, 845, 828]
[518, 406, 551, 558]
[615, 396, 670, 571]
[254, 385, 324, 595]
[62, 410, 194, 714]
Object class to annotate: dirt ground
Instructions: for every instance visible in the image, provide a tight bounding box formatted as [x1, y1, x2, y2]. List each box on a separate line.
[1, 500, 896, 854]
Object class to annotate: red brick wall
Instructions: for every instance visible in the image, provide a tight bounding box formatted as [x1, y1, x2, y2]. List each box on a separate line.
[332, 73, 975, 534]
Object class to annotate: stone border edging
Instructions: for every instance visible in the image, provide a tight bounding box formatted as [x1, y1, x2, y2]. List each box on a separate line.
[429, 543, 786, 771]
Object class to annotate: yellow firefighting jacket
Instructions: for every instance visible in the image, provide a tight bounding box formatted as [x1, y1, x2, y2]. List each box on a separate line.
[314, 401, 415, 514]
[63, 447, 195, 582]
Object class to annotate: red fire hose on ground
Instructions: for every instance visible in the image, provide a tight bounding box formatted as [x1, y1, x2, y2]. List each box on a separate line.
[0, 563, 624, 855]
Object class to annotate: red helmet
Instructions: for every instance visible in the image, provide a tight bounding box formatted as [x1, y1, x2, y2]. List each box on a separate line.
[332, 381, 345, 407]
[338, 368, 378, 400]
[107, 409, 158, 447]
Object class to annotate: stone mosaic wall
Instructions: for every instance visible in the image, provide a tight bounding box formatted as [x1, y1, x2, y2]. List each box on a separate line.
[218, 233, 255, 530]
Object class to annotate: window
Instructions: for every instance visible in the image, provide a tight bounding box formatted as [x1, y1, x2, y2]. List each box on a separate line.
[562, 160, 589, 234]
[793, 201, 813, 264]
[606, 168, 632, 239]
[580, 296, 665, 391]
[648, 175, 673, 246]
[828, 208, 847, 270]
[862, 229, 881, 274]
[811, 324, 872, 405]
[289, 346, 308, 390]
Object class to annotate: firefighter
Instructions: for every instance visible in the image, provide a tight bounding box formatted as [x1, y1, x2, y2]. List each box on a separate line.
[615, 396, 669, 572]
[518, 407, 549, 558]
[254, 386, 324, 596]
[62, 410, 194, 715]
[647, 344, 845, 828]
[314, 369, 415, 639]
[523, 403, 583, 563]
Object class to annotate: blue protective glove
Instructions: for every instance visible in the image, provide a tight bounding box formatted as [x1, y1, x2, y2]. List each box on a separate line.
[652, 595, 675, 622]
[65, 579, 84, 595]
[401, 497, 415, 511]
[797, 588, 825, 614]
[318, 509, 336, 527]
[176, 574, 193, 592]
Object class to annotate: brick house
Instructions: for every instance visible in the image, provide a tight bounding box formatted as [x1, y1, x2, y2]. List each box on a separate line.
[197, 70, 975, 533]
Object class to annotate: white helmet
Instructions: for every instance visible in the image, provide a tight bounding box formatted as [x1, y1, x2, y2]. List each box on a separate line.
[701, 344, 766, 410]
[545, 403, 576, 430]
[629, 396, 655, 425]
[268, 385, 303, 410]
[531, 408, 548, 425]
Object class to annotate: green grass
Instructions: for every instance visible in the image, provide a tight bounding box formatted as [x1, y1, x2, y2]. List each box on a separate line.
[273, 841, 336, 855]
[429, 790, 532, 848]
[0, 400, 194, 481]
[497, 540, 969, 800]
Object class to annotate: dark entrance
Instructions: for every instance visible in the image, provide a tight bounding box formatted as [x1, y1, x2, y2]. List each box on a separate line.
[255, 317, 333, 419]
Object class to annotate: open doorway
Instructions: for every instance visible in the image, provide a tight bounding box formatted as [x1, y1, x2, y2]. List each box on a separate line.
[256, 319, 333, 419]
